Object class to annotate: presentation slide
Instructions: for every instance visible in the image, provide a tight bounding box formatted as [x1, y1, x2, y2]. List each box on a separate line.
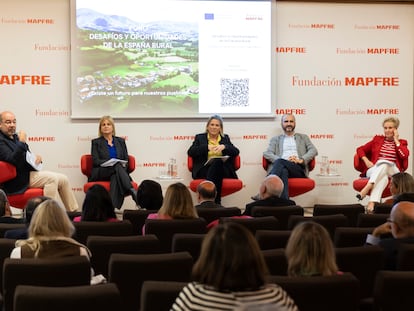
[70, 0, 273, 119]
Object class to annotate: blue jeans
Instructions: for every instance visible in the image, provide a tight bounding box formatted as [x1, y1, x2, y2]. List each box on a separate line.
[269, 158, 306, 199]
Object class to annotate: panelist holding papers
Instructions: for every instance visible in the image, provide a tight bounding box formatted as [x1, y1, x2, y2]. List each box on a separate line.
[100, 158, 127, 167]
[25, 150, 43, 171]
[0, 111, 79, 211]
[90, 116, 138, 209]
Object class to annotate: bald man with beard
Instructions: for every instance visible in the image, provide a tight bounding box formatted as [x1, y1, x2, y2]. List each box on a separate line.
[366, 201, 414, 269]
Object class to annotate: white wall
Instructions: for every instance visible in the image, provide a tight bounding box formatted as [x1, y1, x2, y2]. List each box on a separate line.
[0, 0, 413, 211]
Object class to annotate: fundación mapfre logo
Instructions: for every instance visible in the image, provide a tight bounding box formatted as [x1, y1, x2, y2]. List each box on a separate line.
[0, 75, 51, 85]
[28, 136, 55, 142]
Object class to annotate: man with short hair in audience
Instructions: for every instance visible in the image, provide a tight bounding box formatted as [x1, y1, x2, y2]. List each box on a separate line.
[0, 189, 24, 224]
[243, 175, 296, 216]
[4, 196, 49, 239]
[366, 201, 414, 269]
[194, 180, 222, 208]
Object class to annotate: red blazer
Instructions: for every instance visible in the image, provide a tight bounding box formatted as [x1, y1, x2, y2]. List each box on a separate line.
[355, 135, 409, 177]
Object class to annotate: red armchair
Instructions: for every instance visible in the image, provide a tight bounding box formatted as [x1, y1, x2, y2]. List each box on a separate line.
[262, 156, 316, 197]
[352, 154, 392, 198]
[80, 154, 138, 193]
[0, 161, 44, 209]
[187, 155, 243, 197]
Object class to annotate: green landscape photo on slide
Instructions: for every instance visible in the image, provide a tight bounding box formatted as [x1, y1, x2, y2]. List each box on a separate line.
[74, 5, 200, 116]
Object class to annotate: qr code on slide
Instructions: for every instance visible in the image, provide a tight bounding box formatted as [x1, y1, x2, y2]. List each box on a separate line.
[220, 78, 249, 107]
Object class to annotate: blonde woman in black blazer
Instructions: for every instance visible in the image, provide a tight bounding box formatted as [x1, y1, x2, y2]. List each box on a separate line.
[188, 115, 239, 204]
[90, 116, 136, 209]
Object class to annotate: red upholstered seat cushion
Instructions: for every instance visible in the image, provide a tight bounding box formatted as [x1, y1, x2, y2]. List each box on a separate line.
[352, 154, 392, 198]
[262, 156, 316, 197]
[80, 154, 138, 194]
[0, 161, 44, 209]
[187, 155, 243, 197]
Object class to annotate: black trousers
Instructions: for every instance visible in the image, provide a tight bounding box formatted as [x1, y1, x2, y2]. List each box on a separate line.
[90, 163, 132, 209]
[195, 159, 233, 204]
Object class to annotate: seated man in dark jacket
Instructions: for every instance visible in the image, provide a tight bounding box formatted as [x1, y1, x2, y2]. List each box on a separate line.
[366, 200, 414, 269]
[194, 181, 222, 209]
[4, 195, 49, 239]
[243, 175, 295, 216]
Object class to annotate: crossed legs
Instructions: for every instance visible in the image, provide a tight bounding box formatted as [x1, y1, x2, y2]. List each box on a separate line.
[358, 164, 399, 213]
[269, 159, 306, 200]
[30, 170, 79, 211]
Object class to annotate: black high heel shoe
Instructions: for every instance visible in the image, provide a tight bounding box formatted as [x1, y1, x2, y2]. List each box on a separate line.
[356, 193, 364, 201]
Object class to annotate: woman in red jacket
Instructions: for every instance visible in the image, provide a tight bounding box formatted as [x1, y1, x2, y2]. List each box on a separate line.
[356, 117, 409, 213]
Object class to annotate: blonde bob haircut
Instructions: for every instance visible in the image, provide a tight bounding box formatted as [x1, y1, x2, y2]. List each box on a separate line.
[382, 116, 400, 129]
[98, 115, 116, 136]
[16, 199, 76, 256]
[285, 221, 338, 277]
[158, 182, 198, 219]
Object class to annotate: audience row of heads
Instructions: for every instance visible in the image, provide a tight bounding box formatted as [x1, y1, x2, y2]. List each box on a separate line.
[3, 170, 411, 224]
[194, 220, 338, 294]
[6, 194, 414, 284]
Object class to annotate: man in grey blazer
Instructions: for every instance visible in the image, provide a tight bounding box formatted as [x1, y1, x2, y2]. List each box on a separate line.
[263, 114, 318, 200]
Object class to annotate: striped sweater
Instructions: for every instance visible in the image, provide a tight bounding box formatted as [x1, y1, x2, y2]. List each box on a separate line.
[171, 282, 298, 311]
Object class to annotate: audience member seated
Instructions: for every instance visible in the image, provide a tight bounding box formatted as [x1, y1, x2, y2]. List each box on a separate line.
[355, 117, 409, 213]
[143, 182, 198, 234]
[244, 175, 296, 216]
[4, 196, 49, 239]
[194, 180, 222, 208]
[286, 222, 340, 277]
[0, 189, 24, 224]
[9, 198, 106, 284]
[394, 192, 414, 204]
[171, 222, 298, 311]
[136, 179, 163, 210]
[383, 172, 414, 205]
[73, 184, 118, 222]
[366, 201, 414, 270]
[10, 199, 91, 259]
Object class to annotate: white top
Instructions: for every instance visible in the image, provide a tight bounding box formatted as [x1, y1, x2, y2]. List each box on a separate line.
[281, 135, 298, 160]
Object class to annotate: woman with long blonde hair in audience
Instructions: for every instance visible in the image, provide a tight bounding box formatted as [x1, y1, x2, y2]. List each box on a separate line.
[10, 199, 90, 259]
[285, 222, 339, 277]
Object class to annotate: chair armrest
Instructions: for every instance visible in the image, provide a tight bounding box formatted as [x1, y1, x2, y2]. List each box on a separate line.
[127, 155, 136, 173]
[0, 161, 17, 183]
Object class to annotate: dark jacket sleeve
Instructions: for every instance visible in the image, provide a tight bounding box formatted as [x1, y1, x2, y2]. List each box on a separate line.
[0, 133, 32, 194]
[187, 133, 239, 179]
[113, 136, 129, 161]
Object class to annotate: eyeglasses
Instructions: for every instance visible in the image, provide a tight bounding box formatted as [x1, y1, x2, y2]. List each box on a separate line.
[387, 218, 396, 224]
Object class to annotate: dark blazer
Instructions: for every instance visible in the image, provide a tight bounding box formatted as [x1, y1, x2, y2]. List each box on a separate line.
[187, 133, 239, 179]
[0, 132, 34, 194]
[4, 228, 28, 240]
[90, 136, 129, 181]
[195, 201, 223, 209]
[244, 196, 296, 216]
[379, 237, 414, 270]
